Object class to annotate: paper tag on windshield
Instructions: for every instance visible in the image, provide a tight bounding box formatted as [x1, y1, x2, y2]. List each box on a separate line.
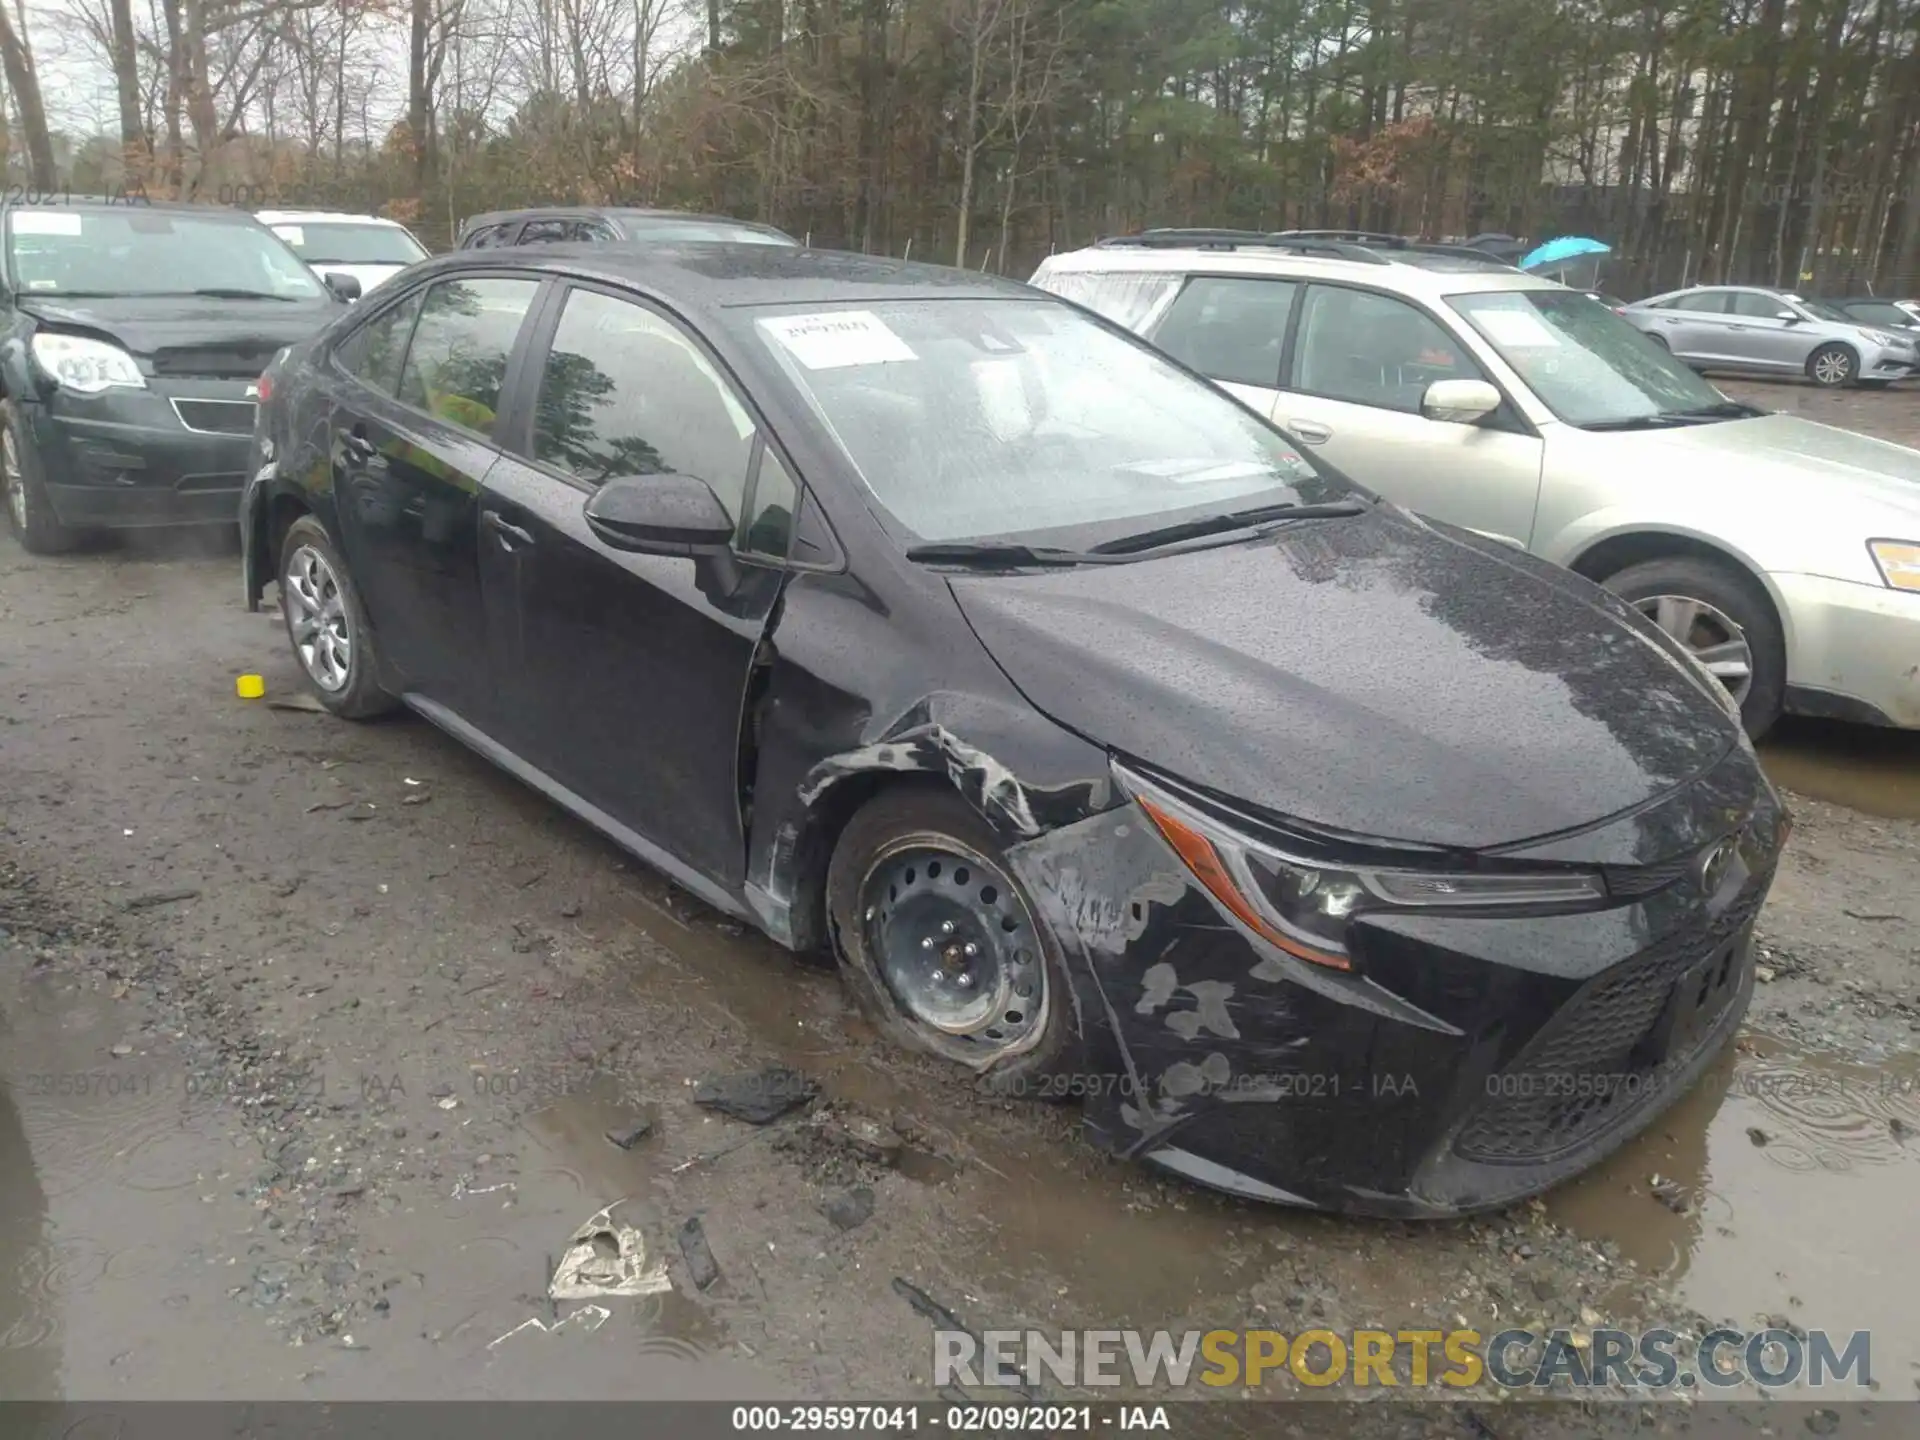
[1477, 310, 1561, 348]
[272, 226, 306, 248]
[11, 212, 82, 236]
[761, 311, 915, 369]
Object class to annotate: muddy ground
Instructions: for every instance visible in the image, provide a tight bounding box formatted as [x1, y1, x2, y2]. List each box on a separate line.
[2, 379, 1916, 1429]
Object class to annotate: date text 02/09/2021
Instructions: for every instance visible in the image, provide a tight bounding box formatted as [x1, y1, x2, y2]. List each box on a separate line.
[727, 1405, 1169, 1432]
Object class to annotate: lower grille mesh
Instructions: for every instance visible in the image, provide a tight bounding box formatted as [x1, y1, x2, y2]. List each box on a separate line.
[1455, 893, 1761, 1164]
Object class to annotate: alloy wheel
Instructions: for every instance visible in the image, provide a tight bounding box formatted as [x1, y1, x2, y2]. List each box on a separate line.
[283, 544, 353, 692]
[1634, 593, 1754, 707]
[858, 838, 1048, 1059]
[2, 425, 25, 534]
[1812, 349, 1853, 386]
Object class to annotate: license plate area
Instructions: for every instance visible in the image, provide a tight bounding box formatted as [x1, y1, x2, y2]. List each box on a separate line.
[1637, 936, 1745, 1065]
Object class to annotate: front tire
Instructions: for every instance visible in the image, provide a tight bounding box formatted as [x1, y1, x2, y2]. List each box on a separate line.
[1, 400, 81, 555]
[826, 786, 1081, 1092]
[277, 515, 398, 719]
[1807, 343, 1858, 388]
[1602, 555, 1786, 739]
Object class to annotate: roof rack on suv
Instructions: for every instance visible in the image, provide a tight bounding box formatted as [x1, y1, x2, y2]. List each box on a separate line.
[1274, 229, 1522, 266]
[1094, 228, 1392, 264]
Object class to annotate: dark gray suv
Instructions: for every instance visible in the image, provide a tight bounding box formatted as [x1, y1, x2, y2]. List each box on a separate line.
[456, 206, 798, 251]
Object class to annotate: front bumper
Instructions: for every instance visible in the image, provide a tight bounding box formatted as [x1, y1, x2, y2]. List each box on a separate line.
[1005, 745, 1786, 1217]
[1776, 571, 1920, 729]
[26, 381, 256, 530]
[1862, 342, 1920, 378]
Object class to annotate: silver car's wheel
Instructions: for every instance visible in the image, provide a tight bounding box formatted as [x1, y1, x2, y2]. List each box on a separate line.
[1808, 344, 1856, 388]
[282, 543, 353, 692]
[1633, 593, 1754, 707]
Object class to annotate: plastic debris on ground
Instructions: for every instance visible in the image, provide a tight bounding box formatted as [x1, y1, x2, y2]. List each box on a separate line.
[549, 1203, 673, 1299]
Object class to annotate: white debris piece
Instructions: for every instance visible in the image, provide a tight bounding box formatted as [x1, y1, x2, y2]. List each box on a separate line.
[549, 1203, 672, 1299]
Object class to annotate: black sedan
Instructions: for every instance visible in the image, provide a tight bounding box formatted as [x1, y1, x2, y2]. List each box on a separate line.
[241, 244, 1788, 1216]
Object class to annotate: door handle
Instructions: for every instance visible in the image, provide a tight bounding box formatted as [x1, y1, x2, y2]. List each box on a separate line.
[482, 509, 535, 548]
[1287, 420, 1333, 445]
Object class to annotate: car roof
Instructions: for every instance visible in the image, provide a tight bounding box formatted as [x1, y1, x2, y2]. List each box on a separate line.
[413, 241, 1032, 311]
[458, 206, 790, 235]
[1040, 236, 1562, 301]
[257, 210, 409, 227]
[0, 196, 265, 221]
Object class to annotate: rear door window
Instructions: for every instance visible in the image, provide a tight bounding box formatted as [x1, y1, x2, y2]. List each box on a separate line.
[518, 219, 573, 244]
[1149, 276, 1297, 388]
[465, 223, 520, 250]
[334, 289, 425, 395]
[396, 276, 543, 440]
[1668, 291, 1731, 314]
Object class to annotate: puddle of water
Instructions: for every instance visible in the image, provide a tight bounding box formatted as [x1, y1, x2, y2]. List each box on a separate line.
[1758, 718, 1920, 821]
[1549, 1032, 1920, 1390]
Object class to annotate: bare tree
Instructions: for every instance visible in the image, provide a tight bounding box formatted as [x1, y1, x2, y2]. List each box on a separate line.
[0, 0, 57, 187]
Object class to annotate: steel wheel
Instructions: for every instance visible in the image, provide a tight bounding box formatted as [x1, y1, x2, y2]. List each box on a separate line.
[1633, 593, 1754, 707]
[283, 543, 352, 691]
[857, 837, 1048, 1058]
[2, 424, 24, 534]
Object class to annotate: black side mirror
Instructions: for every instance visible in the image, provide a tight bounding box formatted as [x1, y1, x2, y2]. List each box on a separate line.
[584, 473, 734, 555]
[323, 271, 362, 303]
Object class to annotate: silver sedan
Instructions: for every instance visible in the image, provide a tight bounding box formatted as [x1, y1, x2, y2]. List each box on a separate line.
[1622, 285, 1920, 388]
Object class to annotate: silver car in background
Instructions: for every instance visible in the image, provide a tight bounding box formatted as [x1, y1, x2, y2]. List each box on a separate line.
[1621, 285, 1920, 388]
[1031, 235, 1920, 736]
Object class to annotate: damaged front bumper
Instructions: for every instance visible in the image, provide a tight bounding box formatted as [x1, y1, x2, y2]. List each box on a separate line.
[1003, 747, 1786, 1218]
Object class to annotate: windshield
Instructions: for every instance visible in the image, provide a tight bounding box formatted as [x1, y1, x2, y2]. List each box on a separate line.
[1450, 288, 1729, 428]
[270, 221, 426, 266]
[630, 220, 797, 246]
[745, 298, 1350, 545]
[7, 209, 326, 300]
[1842, 301, 1913, 327]
[1784, 294, 1854, 323]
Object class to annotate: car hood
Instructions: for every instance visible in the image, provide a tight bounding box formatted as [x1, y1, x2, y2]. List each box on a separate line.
[16, 293, 343, 361]
[950, 508, 1740, 851]
[1629, 412, 1920, 514]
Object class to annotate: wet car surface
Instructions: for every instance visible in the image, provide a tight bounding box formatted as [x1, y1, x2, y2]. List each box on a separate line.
[0, 531, 1914, 1414]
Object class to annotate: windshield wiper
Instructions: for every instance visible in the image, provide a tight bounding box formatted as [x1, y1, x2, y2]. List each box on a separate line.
[189, 288, 301, 301]
[904, 541, 1097, 568]
[1089, 499, 1368, 556]
[1584, 400, 1766, 431]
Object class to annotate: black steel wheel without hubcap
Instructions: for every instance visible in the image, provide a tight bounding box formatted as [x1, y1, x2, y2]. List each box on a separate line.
[857, 837, 1048, 1059]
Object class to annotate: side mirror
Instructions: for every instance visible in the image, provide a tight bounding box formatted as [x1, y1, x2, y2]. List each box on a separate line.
[1774, 310, 1799, 324]
[323, 271, 362, 303]
[1420, 378, 1501, 425]
[584, 473, 734, 555]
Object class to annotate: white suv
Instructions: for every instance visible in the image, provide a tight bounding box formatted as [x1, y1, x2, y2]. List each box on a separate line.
[1031, 229, 1920, 737]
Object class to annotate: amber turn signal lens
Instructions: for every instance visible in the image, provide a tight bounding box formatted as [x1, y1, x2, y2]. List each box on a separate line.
[1135, 795, 1352, 971]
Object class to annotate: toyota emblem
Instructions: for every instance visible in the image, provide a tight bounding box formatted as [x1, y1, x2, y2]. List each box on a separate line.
[1696, 838, 1737, 894]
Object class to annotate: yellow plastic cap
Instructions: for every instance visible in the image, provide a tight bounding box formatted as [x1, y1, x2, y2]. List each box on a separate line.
[236, 674, 266, 699]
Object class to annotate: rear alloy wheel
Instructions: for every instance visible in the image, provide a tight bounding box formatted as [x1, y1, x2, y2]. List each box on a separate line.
[826, 788, 1078, 1091]
[1, 400, 81, 555]
[277, 514, 398, 720]
[1807, 343, 1858, 388]
[1602, 555, 1786, 738]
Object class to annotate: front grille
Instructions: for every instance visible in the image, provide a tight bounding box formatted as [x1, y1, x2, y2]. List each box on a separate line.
[1601, 850, 1698, 898]
[152, 344, 283, 380]
[1454, 892, 1761, 1164]
[171, 398, 257, 434]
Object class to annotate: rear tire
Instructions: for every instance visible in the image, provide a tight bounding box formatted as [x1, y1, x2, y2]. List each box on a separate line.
[1601, 555, 1786, 739]
[277, 514, 399, 720]
[1, 400, 82, 555]
[1806, 343, 1858, 389]
[826, 786, 1081, 1095]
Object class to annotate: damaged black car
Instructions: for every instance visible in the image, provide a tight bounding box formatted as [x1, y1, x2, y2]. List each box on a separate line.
[242, 243, 1788, 1216]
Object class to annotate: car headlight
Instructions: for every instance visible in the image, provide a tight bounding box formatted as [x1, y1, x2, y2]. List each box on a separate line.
[1114, 764, 1606, 971]
[1868, 539, 1920, 591]
[1863, 329, 1896, 347]
[31, 333, 146, 393]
